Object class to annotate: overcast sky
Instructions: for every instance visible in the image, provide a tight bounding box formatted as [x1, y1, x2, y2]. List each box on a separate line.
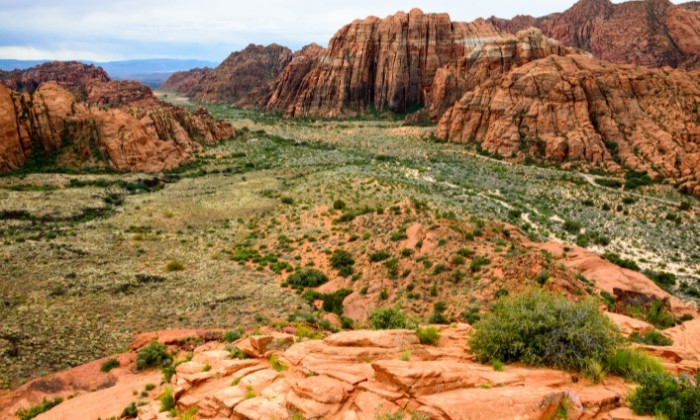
[0, 1, 676, 63]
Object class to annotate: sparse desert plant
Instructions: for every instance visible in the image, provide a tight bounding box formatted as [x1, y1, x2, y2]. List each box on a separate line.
[630, 329, 673, 346]
[136, 341, 172, 371]
[416, 326, 441, 345]
[286, 268, 328, 288]
[165, 260, 184, 272]
[469, 290, 622, 371]
[330, 249, 354, 277]
[605, 347, 664, 379]
[100, 358, 120, 373]
[15, 397, 63, 420]
[121, 402, 138, 419]
[223, 327, 245, 343]
[629, 371, 700, 420]
[370, 306, 407, 330]
[159, 386, 175, 412]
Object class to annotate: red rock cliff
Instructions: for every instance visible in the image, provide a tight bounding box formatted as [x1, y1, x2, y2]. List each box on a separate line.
[0, 61, 110, 100]
[437, 52, 700, 195]
[488, 0, 700, 70]
[269, 9, 504, 118]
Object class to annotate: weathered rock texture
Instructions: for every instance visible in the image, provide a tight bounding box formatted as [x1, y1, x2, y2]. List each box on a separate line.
[239, 43, 326, 112]
[0, 63, 234, 173]
[183, 44, 293, 104]
[0, 61, 110, 100]
[437, 50, 700, 195]
[270, 9, 504, 117]
[488, 0, 700, 70]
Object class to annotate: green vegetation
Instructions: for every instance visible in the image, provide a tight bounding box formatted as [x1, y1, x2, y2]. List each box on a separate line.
[416, 326, 441, 345]
[468, 290, 622, 371]
[330, 249, 355, 277]
[605, 347, 665, 379]
[159, 386, 175, 412]
[286, 269, 328, 288]
[136, 341, 172, 371]
[370, 307, 407, 330]
[630, 330, 673, 346]
[629, 372, 700, 420]
[100, 358, 120, 373]
[15, 397, 63, 420]
[165, 260, 184, 272]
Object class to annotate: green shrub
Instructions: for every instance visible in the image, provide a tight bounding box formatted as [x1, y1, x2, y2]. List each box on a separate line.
[469, 256, 490, 273]
[333, 199, 346, 210]
[562, 219, 582, 234]
[417, 326, 441, 345]
[136, 341, 172, 371]
[269, 354, 288, 372]
[121, 402, 138, 419]
[165, 260, 184, 272]
[330, 249, 354, 277]
[603, 252, 640, 271]
[468, 290, 622, 371]
[222, 327, 245, 343]
[390, 231, 408, 241]
[630, 330, 673, 346]
[629, 372, 700, 420]
[492, 359, 504, 372]
[370, 307, 407, 330]
[605, 347, 664, 379]
[286, 268, 328, 288]
[369, 250, 391, 262]
[302, 289, 352, 315]
[16, 397, 63, 420]
[643, 270, 676, 289]
[281, 197, 294, 205]
[100, 358, 120, 373]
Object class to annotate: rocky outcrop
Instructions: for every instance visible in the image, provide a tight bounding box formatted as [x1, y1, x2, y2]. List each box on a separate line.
[0, 326, 643, 420]
[488, 0, 700, 70]
[437, 53, 700, 195]
[0, 61, 110, 100]
[267, 9, 504, 118]
[183, 44, 293, 104]
[158, 67, 212, 94]
[237, 43, 326, 112]
[0, 80, 234, 173]
[428, 28, 569, 121]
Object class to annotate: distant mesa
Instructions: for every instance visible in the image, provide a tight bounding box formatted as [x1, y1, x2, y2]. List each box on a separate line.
[0, 61, 234, 173]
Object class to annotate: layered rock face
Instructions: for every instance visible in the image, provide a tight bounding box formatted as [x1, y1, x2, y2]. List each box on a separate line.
[238, 43, 326, 112]
[428, 28, 568, 121]
[0, 63, 234, 173]
[0, 61, 110, 99]
[184, 43, 293, 104]
[488, 0, 700, 69]
[437, 52, 700, 195]
[270, 9, 503, 117]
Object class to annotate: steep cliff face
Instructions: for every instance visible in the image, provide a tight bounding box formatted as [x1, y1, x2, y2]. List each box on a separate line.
[235, 43, 326, 112]
[488, 0, 700, 70]
[428, 28, 568, 121]
[0, 61, 110, 99]
[185, 44, 293, 104]
[0, 64, 234, 173]
[437, 54, 700, 195]
[270, 9, 503, 118]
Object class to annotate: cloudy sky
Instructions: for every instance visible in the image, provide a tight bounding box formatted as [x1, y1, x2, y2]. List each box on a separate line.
[0, 1, 672, 63]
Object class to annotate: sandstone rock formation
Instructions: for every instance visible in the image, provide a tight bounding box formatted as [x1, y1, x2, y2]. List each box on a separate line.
[181, 44, 293, 104]
[0, 61, 110, 100]
[238, 43, 326, 112]
[0, 63, 234, 173]
[269, 9, 504, 118]
[488, 0, 700, 70]
[158, 67, 212, 94]
[437, 52, 700, 195]
[0, 326, 654, 420]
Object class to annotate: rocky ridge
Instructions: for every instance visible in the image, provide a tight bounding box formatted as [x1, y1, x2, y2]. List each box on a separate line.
[178, 44, 293, 105]
[487, 0, 700, 70]
[436, 33, 700, 195]
[0, 63, 234, 173]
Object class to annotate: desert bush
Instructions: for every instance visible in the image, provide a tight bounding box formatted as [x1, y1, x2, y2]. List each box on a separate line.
[629, 372, 700, 420]
[136, 341, 172, 371]
[100, 358, 120, 372]
[369, 250, 391, 262]
[468, 290, 622, 371]
[630, 330, 673, 346]
[416, 326, 441, 345]
[370, 307, 407, 330]
[286, 268, 328, 288]
[562, 219, 582, 234]
[603, 252, 640, 271]
[333, 199, 346, 210]
[16, 397, 63, 420]
[159, 386, 175, 412]
[330, 249, 354, 277]
[165, 260, 184, 272]
[121, 402, 138, 418]
[222, 327, 245, 342]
